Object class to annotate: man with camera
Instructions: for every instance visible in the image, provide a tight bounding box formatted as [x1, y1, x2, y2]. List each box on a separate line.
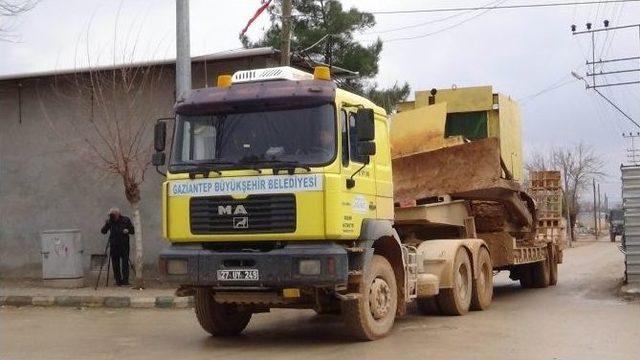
[100, 207, 135, 286]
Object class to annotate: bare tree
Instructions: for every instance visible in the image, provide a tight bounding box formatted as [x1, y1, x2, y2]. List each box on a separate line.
[525, 151, 553, 173]
[0, 0, 37, 41]
[36, 20, 170, 287]
[531, 143, 604, 242]
[42, 65, 167, 288]
[557, 144, 603, 240]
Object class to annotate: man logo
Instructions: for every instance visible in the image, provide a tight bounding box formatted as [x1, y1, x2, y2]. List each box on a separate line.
[218, 205, 248, 216]
[233, 217, 249, 229]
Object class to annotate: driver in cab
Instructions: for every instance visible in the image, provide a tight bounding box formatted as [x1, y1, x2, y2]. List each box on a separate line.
[265, 127, 334, 162]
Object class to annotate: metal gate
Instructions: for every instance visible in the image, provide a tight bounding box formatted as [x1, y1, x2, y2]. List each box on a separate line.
[621, 165, 640, 283]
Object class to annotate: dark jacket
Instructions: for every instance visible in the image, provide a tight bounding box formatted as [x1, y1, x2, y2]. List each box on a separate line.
[101, 216, 135, 248]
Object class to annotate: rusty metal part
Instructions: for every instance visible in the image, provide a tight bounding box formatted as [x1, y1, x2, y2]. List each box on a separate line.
[478, 232, 515, 268]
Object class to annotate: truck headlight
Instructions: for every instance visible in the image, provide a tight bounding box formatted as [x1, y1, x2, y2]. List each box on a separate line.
[298, 259, 321, 275]
[167, 259, 188, 275]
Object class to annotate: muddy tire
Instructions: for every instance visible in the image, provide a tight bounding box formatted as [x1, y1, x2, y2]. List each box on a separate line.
[471, 247, 493, 311]
[530, 256, 551, 288]
[417, 297, 440, 315]
[342, 255, 398, 341]
[549, 246, 558, 286]
[518, 264, 534, 288]
[437, 248, 472, 316]
[194, 288, 252, 336]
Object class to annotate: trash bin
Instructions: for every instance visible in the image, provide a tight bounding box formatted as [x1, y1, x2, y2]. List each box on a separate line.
[41, 229, 84, 288]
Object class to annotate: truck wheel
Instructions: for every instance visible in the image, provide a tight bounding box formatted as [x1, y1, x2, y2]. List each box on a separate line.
[549, 246, 558, 286]
[437, 248, 472, 316]
[417, 297, 440, 315]
[194, 288, 252, 336]
[530, 256, 551, 288]
[471, 247, 493, 311]
[342, 255, 398, 341]
[518, 264, 534, 288]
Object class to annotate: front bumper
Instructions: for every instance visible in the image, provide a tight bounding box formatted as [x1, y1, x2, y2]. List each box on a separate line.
[159, 242, 348, 288]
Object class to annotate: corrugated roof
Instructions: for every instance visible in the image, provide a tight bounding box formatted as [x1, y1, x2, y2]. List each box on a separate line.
[0, 47, 278, 81]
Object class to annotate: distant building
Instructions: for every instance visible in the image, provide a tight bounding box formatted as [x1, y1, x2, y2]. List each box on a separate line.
[0, 48, 286, 277]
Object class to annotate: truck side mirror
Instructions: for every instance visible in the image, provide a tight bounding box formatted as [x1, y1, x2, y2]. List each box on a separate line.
[355, 108, 375, 141]
[154, 122, 167, 152]
[152, 152, 166, 166]
[357, 141, 376, 157]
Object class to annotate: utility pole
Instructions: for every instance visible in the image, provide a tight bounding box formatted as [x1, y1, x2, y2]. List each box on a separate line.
[280, 0, 292, 66]
[624, 132, 640, 165]
[593, 179, 598, 238]
[563, 171, 573, 248]
[571, 21, 640, 129]
[597, 182, 601, 235]
[176, 0, 192, 100]
[565, 188, 573, 248]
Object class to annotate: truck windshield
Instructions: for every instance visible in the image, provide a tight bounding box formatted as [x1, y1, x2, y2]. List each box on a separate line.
[170, 104, 336, 171]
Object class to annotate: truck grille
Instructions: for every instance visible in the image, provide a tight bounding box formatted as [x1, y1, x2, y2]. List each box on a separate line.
[190, 194, 296, 234]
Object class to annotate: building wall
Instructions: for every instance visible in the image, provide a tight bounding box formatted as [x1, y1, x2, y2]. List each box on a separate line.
[0, 55, 277, 278]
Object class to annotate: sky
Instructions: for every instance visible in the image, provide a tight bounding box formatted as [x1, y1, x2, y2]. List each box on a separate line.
[2, 0, 640, 204]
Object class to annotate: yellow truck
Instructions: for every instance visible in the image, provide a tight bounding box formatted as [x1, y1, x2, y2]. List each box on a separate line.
[152, 67, 562, 340]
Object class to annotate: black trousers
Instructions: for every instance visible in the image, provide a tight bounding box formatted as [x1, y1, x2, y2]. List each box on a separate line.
[110, 244, 130, 285]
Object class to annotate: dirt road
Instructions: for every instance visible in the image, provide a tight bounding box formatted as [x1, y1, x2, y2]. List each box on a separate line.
[2, 239, 638, 360]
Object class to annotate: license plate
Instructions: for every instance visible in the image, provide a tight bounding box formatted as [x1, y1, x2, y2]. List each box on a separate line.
[217, 269, 259, 281]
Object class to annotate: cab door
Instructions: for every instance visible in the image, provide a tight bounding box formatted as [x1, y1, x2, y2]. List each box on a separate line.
[338, 108, 378, 238]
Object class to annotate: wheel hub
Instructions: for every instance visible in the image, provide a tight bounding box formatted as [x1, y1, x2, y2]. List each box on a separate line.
[456, 265, 469, 300]
[369, 277, 391, 320]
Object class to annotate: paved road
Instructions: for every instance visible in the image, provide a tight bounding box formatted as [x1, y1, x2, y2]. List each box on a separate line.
[2, 239, 638, 360]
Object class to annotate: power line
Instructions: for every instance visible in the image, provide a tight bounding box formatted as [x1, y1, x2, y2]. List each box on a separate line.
[519, 77, 579, 104]
[364, 0, 503, 35]
[594, 87, 640, 128]
[371, 0, 640, 15]
[383, 0, 509, 43]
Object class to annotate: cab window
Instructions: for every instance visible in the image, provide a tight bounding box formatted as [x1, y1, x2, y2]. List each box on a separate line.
[341, 110, 349, 166]
[349, 113, 367, 164]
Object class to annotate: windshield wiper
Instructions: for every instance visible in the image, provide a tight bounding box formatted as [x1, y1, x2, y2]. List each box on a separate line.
[261, 160, 312, 175]
[173, 160, 236, 178]
[237, 157, 310, 175]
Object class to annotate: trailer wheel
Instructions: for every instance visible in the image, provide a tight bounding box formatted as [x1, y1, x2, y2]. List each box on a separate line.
[342, 255, 398, 341]
[518, 264, 534, 288]
[194, 288, 252, 336]
[417, 297, 440, 315]
[437, 248, 472, 316]
[530, 256, 551, 288]
[471, 247, 493, 311]
[549, 245, 558, 286]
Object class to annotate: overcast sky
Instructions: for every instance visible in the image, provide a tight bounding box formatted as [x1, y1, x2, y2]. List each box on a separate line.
[2, 0, 640, 204]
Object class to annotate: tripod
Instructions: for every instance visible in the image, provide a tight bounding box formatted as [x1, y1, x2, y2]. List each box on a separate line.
[94, 238, 137, 290]
[94, 239, 111, 290]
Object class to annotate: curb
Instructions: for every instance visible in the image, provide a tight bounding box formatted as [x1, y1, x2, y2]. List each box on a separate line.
[619, 283, 640, 301]
[0, 294, 194, 309]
